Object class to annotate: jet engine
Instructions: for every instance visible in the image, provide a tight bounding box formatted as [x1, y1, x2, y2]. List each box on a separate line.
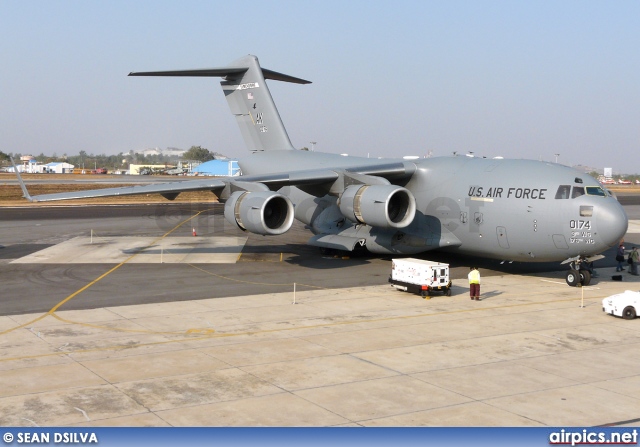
[224, 191, 294, 235]
[338, 184, 416, 229]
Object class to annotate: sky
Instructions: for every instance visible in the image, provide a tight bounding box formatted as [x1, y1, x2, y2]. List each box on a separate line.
[1, 1, 639, 172]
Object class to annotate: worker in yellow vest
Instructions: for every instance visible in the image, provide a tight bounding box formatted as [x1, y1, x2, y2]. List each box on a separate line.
[468, 267, 481, 301]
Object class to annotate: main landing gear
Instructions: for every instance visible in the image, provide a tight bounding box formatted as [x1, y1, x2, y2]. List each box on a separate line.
[565, 257, 593, 287]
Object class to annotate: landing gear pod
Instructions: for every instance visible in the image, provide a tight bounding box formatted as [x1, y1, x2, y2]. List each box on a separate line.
[224, 191, 294, 235]
[338, 185, 416, 229]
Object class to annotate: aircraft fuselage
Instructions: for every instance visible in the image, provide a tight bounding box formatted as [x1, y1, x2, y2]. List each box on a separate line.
[240, 151, 627, 262]
[407, 156, 627, 262]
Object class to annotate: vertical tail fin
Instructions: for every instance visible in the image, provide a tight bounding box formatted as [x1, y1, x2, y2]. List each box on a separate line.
[128, 55, 311, 152]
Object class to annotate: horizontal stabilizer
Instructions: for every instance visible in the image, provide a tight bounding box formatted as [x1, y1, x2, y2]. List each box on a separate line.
[128, 67, 311, 84]
[129, 68, 248, 78]
[262, 68, 312, 84]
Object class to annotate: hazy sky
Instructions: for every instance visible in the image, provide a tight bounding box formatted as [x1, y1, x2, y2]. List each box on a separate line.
[1, 1, 638, 172]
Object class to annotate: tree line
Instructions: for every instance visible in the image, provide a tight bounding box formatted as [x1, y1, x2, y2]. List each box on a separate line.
[0, 146, 225, 169]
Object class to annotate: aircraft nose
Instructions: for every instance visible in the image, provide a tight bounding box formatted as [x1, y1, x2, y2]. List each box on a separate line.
[597, 200, 628, 247]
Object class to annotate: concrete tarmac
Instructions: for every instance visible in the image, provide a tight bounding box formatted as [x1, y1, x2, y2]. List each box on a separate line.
[0, 202, 639, 427]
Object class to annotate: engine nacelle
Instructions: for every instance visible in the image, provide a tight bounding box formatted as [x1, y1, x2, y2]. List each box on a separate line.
[338, 184, 416, 229]
[224, 191, 294, 235]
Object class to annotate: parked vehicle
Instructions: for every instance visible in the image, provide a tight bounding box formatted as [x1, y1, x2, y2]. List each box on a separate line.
[389, 258, 452, 298]
[602, 290, 640, 319]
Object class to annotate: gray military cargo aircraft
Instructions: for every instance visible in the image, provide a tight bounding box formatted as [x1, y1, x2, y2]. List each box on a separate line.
[15, 55, 628, 287]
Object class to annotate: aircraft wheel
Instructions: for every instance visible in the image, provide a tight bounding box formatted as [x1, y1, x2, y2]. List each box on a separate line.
[579, 269, 592, 286]
[566, 269, 580, 287]
[622, 306, 637, 320]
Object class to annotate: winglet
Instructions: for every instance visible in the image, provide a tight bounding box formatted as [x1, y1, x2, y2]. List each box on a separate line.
[10, 157, 34, 202]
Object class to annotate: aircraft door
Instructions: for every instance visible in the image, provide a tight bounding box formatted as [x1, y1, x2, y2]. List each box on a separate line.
[496, 226, 510, 249]
[552, 234, 569, 249]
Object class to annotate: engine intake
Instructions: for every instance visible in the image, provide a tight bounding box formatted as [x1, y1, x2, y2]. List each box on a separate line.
[338, 184, 416, 229]
[224, 191, 294, 235]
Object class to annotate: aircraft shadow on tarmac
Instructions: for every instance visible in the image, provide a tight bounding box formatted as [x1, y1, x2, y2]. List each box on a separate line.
[284, 253, 374, 269]
[121, 245, 247, 255]
[0, 244, 54, 259]
[413, 245, 620, 275]
[245, 239, 622, 275]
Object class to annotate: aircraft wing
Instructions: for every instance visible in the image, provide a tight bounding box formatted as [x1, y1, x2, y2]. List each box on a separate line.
[16, 163, 415, 202]
[16, 162, 415, 203]
[19, 177, 228, 202]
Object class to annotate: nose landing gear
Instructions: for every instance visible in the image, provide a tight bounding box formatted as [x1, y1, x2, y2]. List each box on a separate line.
[564, 256, 596, 287]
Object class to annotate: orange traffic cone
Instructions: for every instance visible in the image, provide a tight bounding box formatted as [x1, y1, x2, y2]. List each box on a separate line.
[192, 228, 197, 237]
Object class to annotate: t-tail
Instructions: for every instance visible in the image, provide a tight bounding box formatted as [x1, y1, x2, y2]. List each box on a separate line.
[129, 54, 310, 152]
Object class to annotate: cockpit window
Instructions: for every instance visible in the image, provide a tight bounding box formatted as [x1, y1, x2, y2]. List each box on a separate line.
[555, 185, 605, 199]
[585, 186, 606, 197]
[555, 185, 571, 199]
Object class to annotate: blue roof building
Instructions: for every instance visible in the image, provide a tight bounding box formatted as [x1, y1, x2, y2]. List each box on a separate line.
[192, 159, 240, 176]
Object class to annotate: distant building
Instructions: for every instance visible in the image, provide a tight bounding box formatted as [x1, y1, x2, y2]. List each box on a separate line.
[135, 147, 186, 157]
[572, 164, 599, 174]
[5, 161, 74, 174]
[191, 160, 240, 176]
[129, 164, 173, 175]
[8, 159, 39, 173]
[44, 162, 74, 174]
